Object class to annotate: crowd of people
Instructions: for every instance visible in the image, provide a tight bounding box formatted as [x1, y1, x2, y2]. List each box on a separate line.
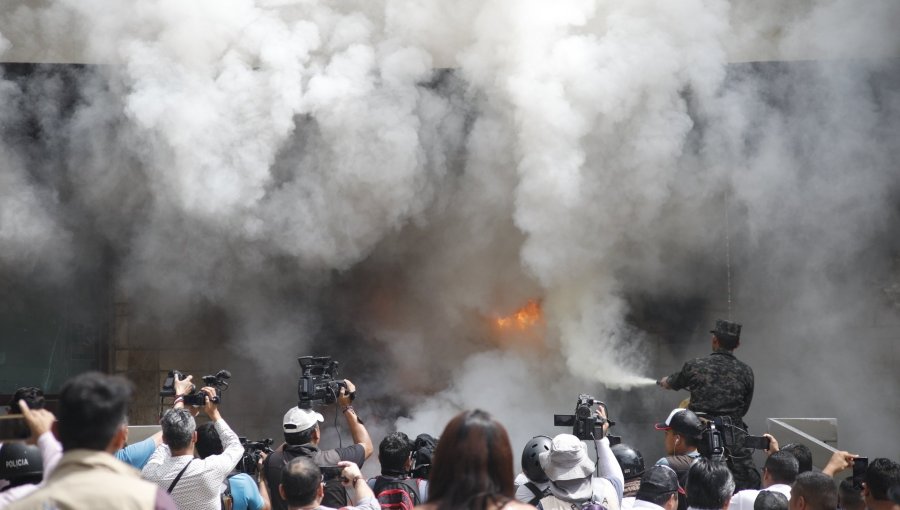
[0, 319, 898, 510]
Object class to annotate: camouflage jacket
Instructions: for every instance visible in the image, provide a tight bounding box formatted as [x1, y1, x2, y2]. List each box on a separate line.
[666, 351, 754, 419]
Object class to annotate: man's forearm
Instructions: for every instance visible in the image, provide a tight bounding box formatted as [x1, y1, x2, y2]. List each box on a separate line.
[349, 477, 375, 501]
[215, 418, 244, 463]
[343, 408, 373, 458]
[258, 475, 272, 510]
[37, 431, 63, 478]
[595, 437, 624, 501]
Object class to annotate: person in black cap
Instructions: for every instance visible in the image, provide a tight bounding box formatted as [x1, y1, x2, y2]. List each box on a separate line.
[656, 319, 759, 491]
[612, 442, 645, 509]
[653, 409, 704, 487]
[634, 465, 680, 510]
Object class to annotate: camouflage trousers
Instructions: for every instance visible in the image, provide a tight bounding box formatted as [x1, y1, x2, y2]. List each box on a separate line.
[720, 418, 762, 491]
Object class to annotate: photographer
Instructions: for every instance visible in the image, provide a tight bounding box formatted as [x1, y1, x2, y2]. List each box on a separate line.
[536, 406, 624, 510]
[195, 422, 270, 510]
[262, 380, 373, 510]
[367, 432, 428, 505]
[141, 385, 243, 510]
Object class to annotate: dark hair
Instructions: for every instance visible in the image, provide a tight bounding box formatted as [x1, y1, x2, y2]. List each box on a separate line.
[781, 443, 813, 474]
[754, 490, 788, 510]
[160, 408, 196, 451]
[281, 456, 321, 507]
[686, 458, 735, 510]
[7, 387, 45, 414]
[645, 491, 678, 507]
[285, 425, 316, 446]
[714, 334, 739, 350]
[764, 451, 799, 485]
[427, 409, 515, 510]
[379, 432, 413, 475]
[792, 472, 837, 510]
[838, 477, 865, 510]
[680, 433, 701, 449]
[57, 372, 132, 451]
[865, 458, 900, 501]
[195, 422, 224, 459]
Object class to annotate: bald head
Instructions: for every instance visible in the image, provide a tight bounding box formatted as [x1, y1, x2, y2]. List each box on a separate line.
[280, 457, 322, 508]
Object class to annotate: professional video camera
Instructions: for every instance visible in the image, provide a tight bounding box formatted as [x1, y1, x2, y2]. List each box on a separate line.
[410, 433, 438, 478]
[237, 437, 274, 477]
[553, 394, 615, 441]
[297, 356, 349, 409]
[698, 421, 725, 461]
[160, 369, 231, 407]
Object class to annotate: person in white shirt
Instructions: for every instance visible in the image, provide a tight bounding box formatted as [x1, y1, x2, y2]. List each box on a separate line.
[0, 401, 61, 509]
[141, 385, 243, 510]
[730, 451, 798, 510]
[536, 406, 624, 510]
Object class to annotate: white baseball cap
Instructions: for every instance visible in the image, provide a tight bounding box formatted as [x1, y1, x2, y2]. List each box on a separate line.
[283, 407, 324, 433]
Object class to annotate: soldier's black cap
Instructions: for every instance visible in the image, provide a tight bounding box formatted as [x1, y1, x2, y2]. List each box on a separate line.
[711, 319, 741, 344]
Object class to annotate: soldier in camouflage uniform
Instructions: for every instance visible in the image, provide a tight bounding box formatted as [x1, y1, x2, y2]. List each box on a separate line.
[656, 319, 761, 492]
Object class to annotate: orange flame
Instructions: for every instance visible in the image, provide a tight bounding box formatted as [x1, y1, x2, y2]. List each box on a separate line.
[494, 300, 542, 330]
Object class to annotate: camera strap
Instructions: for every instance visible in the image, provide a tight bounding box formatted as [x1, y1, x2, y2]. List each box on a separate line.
[167, 459, 194, 494]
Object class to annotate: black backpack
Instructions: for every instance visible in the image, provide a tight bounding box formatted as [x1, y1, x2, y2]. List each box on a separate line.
[372, 476, 420, 510]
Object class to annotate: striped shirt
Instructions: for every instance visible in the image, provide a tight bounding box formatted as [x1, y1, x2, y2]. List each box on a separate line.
[141, 419, 243, 510]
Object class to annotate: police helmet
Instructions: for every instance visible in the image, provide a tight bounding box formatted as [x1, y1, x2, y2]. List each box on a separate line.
[612, 443, 645, 480]
[0, 442, 43, 481]
[521, 435, 552, 483]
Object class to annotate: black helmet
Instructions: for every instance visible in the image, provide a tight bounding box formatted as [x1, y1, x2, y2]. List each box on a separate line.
[612, 443, 645, 480]
[0, 442, 43, 482]
[521, 435, 552, 483]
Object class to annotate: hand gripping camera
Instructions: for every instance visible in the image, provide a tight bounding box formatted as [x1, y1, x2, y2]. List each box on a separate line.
[297, 356, 349, 409]
[237, 437, 274, 477]
[554, 394, 615, 441]
[160, 369, 231, 406]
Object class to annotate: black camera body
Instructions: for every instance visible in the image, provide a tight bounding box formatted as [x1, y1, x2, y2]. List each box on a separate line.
[160, 369, 231, 407]
[237, 437, 274, 477]
[554, 394, 612, 441]
[297, 356, 347, 409]
[698, 422, 725, 461]
[409, 433, 438, 478]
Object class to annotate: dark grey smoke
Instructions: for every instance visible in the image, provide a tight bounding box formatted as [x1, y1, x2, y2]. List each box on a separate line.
[1, 0, 898, 468]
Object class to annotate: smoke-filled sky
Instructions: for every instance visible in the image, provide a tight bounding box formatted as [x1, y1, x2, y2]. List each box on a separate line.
[1, 0, 899, 464]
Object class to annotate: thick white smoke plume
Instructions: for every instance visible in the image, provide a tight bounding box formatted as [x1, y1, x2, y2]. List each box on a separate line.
[1, 0, 899, 463]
